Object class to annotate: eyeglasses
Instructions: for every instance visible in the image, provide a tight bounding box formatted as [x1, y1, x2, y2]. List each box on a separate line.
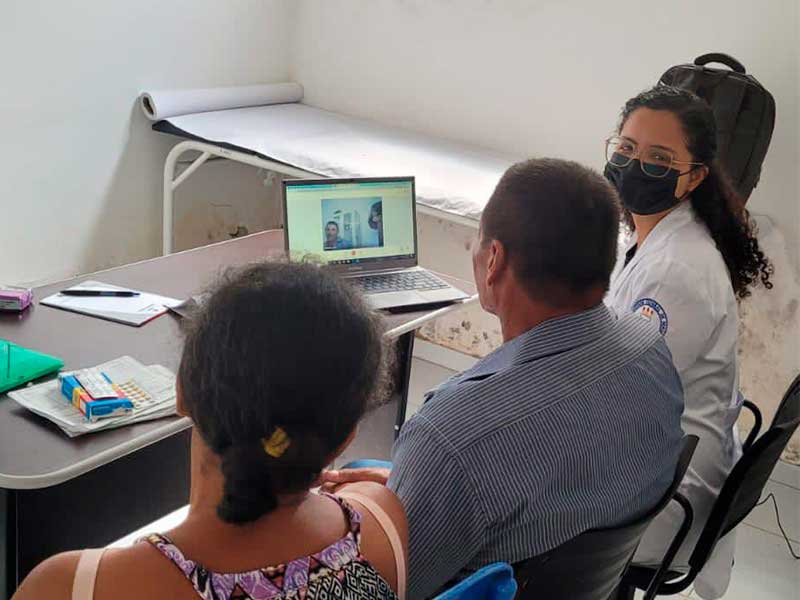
[605, 136, 704, 179]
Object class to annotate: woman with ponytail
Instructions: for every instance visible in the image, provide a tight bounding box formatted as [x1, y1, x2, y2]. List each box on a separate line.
[604, 85, 773, 599]
[13, 263, 407, 600]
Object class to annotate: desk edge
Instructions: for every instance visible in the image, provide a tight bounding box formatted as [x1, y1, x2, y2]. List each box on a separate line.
[0, 417, 192, 490]
[383, 295, 480, 339]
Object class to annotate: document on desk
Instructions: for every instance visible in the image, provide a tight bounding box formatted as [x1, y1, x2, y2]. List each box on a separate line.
[8, 356, 177, 437]
[41, 281, 182, 327]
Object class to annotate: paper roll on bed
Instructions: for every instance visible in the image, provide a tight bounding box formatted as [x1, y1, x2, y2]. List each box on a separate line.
[139, 82, 304, 121]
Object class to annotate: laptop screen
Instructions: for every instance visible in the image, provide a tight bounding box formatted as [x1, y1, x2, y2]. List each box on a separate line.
[284, 177, 417, 268]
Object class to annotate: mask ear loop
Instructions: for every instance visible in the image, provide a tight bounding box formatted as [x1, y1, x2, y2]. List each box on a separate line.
[676, 164, 704, 177]
[675, 164, 706, 201]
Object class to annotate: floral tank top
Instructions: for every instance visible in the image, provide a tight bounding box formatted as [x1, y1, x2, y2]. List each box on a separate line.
[143, 493, 398, 600]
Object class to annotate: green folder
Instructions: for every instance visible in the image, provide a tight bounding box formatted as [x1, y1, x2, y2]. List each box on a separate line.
[0, 339, 64, 395]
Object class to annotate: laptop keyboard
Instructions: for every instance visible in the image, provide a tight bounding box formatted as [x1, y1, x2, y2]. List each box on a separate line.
[351, 271, 450, 295]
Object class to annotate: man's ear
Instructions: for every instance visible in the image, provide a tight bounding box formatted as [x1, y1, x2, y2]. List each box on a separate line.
[486, 239, 507, 287]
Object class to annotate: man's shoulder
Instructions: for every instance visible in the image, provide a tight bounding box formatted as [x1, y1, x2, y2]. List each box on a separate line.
[416, 315, 670, 447]
[612, 308, 669, 349]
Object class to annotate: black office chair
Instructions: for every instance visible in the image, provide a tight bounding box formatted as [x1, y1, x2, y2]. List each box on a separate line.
[770, 373, 800, 428]
[617, 374, 800, 599]
[740, 372, 800, 451]
[513, 435, 698, 600]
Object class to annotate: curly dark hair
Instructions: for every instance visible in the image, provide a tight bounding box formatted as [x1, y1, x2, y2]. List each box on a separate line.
[618, 85, 773, 299]
[368, 201, 382, 230]
[179, 262, 386, 524]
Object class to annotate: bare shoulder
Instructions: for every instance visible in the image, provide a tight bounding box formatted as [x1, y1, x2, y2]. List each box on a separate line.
[12, 550, 82, 600]
[338, 481, 408, 541]
[335, 481, 408, 592]
[94, 543, 188, 599]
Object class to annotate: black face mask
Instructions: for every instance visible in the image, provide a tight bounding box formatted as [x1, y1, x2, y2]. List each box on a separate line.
[604, 160, 689, 216]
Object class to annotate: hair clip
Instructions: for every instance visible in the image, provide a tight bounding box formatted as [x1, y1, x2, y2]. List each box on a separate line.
[262, 427, 291, 458]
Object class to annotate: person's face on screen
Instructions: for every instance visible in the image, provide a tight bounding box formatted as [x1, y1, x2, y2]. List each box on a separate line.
[325, 223, 339, 243]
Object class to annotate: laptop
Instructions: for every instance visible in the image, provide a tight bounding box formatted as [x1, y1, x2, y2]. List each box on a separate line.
[283, 176, 469, 310]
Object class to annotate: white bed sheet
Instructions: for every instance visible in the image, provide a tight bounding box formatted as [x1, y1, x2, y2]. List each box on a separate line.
[161, 103, 518, 221]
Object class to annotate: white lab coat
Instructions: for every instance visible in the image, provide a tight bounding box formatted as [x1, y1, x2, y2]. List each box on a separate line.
[605, 201, 741, 599]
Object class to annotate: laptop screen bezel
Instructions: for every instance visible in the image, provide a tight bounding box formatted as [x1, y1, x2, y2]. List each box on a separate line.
[282, 176, 419, 275]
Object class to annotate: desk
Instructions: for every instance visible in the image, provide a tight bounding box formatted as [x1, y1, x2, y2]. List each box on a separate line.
[0, 230, 475, 597]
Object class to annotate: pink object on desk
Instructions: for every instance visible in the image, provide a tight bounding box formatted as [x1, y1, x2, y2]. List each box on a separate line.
[0, 286, 33, 312]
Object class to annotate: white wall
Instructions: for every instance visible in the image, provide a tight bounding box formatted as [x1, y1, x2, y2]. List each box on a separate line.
[0, 0, 293, 286]
[290, 0, 800, 272]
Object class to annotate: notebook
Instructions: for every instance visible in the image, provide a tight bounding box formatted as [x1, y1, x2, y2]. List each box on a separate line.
[0, 340, 64, 394]
[41, 281, 182, 327]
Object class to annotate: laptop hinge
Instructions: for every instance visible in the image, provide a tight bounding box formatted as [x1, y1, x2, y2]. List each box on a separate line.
[341, 266, 423, 279]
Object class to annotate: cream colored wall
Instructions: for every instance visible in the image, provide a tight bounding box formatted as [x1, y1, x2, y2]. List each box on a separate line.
[172, 161, 284, 252]
[416, 214, 501, 356]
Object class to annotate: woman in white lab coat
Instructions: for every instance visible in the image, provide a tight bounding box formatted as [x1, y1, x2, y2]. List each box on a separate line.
[603, 86, 773, 599]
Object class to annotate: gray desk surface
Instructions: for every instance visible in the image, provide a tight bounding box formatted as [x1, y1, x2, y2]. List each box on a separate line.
[0, 231, 475, 489]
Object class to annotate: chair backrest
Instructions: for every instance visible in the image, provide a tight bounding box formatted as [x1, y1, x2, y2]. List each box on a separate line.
[514, 436, 698, 600]
[688, 417, 800, 572]
[771, 372, 800, 429]
[434, 563, 518, 600]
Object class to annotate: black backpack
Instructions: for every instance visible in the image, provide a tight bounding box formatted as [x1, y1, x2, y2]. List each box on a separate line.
[659, 53, 776, 202]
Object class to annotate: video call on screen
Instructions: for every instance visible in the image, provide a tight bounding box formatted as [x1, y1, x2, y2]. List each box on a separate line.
[286, 180, 416, 266]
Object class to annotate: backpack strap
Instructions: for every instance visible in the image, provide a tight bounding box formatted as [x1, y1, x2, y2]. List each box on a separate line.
[337, 490, 406, 600]
[72, 548, 107, 600]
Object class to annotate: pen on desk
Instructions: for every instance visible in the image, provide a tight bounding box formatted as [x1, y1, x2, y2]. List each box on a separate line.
[59, 290, 140, 297]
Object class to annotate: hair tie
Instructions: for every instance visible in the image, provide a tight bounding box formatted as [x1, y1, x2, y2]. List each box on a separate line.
[262, 427, 291, 458]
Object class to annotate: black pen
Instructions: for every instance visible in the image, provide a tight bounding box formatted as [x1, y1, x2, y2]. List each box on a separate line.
[59, 290, 140, 297]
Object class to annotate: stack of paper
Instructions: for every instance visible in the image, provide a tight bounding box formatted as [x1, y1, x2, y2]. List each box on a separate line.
[9, 356, 178, 437]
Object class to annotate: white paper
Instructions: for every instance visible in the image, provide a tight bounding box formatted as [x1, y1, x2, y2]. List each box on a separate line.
[41, 281, 182, 327]
[9, 356, 177, 437]
[139, 82, 304, 121]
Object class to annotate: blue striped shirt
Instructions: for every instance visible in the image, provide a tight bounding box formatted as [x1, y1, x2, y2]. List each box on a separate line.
[388, 304, 684, 599]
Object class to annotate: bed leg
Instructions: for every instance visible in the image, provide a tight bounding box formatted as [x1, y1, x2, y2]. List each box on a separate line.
[163, 142, 210, 255]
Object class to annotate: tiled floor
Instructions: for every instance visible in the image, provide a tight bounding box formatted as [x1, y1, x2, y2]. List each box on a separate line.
[113, 356, 800, 599]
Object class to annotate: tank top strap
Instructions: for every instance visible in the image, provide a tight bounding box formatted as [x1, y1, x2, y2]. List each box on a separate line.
[320, 491, 363, 542]
[142, 533, 199, 581]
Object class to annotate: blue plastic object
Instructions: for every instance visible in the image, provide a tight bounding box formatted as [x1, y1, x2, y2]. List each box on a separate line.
[434, 562, 518, 600]
[341, 459, 393, 470]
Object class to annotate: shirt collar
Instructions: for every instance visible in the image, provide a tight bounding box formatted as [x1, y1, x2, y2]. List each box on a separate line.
[440, 304, 616, 387]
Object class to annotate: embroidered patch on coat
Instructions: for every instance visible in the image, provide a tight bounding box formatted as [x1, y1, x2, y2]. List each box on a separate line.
[632, 297, 669, 335]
